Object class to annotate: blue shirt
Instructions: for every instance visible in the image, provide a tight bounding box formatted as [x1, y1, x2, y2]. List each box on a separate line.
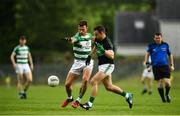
[147, 42, 171, 66]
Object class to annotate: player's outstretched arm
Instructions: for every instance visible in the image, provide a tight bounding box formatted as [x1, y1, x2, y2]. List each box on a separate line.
[64, 37, 78, 44]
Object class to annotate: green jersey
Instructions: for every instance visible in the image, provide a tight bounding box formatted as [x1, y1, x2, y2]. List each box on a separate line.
[73, 32, 92, 60]
[13, 45, 30, 64]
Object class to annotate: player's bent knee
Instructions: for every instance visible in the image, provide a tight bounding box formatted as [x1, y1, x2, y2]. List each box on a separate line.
[165, 81, 171, 87]
[17, 83, 21, 87]
[82, 76, 89, 82]
[28, 79, 33, 83]
[65, 82, 71, 88]
[82, 79, 88, 86]
[90, 79, 97, 86]
[158, 80, 163, 88]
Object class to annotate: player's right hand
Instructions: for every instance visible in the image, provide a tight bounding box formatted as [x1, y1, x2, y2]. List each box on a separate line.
[13, 63, 17, 70]
[170, 65, 175, 71]
[147, 67, 151, 72]
[64, 37, 71, 42]
[85, 55, 91, 65]
[145, 62, 151, 68]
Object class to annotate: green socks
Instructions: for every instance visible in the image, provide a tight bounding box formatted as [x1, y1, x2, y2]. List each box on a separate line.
[89, 96, 95, 103]
[120, 91, 126, 97]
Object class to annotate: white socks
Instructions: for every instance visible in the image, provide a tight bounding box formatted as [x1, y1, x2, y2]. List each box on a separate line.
[76, 97, 81, 102]
[67, 96, 73, 99]
[88, 101, 93, 107]
[125, 93, 129, 99]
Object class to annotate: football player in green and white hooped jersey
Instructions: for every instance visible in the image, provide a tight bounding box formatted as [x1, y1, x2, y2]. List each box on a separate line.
[61, 20, 94, 108]
[10, 36, 34, 99]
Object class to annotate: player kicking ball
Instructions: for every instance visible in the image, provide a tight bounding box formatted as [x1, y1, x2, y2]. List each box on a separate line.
[80, 25, 133, 110]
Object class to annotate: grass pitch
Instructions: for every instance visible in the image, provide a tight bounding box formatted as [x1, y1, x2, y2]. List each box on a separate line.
[0, 72, 180, 115]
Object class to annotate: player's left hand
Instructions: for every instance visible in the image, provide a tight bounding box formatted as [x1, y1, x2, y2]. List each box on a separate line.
[170, 65, 175, 71]
[145, 62, 151, 68]
[64, 37, 71, 42]
[85, 55, 91, 65]
[95, 42, 105, 56]
[147, 67, 151, 72]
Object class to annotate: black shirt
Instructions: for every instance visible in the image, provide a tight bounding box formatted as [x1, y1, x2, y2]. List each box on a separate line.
[95, 37, 114, 65]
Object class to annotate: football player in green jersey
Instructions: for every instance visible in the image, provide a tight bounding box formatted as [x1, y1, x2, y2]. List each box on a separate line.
[10, 36, 34, 99]
[61, 21, 94, 108]
[80, 25, 133, 110]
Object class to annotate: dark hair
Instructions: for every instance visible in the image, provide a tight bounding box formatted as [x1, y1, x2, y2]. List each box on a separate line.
[19, 35, 26, 40]
[79, 20, 87, 27]
[155, 32, 162, 36]
[94, 25, 106, 33]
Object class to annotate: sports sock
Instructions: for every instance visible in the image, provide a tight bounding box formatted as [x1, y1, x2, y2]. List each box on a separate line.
[119, 91, 126, 97]
[20, 90, 25, 94]
[88, 101, 93, 107]
[89, 96, 95, 103]
[143, 86, 147, 90]
[165, 86, 171, 96]
[158, 88, 166, 102]
[76, 96, 82, 102]
[67, 96, 73, 99]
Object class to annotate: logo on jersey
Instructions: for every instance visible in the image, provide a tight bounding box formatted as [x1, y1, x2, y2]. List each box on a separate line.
[161, 47, 167, 51]
[80, 41, 91, 48]
[153, 49, 156, 52]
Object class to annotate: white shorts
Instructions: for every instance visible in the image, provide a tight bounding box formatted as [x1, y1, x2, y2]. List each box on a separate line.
[69, 59, 94, 75]
[142, 68, 154, 79]
[16, 64, 31, 74]
[98, 64, 114, 75]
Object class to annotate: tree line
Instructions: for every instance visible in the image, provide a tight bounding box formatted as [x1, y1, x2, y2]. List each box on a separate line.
[0, 0, 155, 63]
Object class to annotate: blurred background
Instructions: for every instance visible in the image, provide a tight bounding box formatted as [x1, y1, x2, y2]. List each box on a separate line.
[0, 0, 180, 85]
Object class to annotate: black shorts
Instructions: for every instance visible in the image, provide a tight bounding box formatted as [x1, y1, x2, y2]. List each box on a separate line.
[152, 65, 170, 80]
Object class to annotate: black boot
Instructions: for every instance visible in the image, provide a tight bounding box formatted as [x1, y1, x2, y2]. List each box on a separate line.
[165, 86, 171, 103]
[158, 88, 166, 102]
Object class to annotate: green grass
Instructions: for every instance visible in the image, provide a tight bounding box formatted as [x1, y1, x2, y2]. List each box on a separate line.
[0, 72, 180, 115]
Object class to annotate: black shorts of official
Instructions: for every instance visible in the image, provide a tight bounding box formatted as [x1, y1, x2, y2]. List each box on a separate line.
[152, 65, 170, 81]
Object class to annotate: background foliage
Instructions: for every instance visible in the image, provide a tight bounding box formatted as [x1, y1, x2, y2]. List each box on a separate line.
[0, 0, 155, 63]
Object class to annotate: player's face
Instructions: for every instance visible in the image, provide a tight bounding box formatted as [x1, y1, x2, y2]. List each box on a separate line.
[78, 25, 87, 36]
[94, 31, 102, 40]
[154, 35, 162, 44]
[19, 39, 26, 46]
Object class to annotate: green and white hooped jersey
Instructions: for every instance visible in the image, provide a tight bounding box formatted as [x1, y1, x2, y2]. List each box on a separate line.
[13, 45, 30, 64]
[73, 33, 92, 60]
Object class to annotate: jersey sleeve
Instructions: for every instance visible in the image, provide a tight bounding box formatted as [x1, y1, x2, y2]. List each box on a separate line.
[72, 33, 79, 42]
[27, 46, 30, 53]
[105, 38, 113, 50]
[166, 43, 171, 56]
[146, 44, 151, 53]
[13, 47, 18, 54]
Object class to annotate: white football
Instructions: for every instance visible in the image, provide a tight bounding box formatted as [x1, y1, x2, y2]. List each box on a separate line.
[48, 75, 59, 87]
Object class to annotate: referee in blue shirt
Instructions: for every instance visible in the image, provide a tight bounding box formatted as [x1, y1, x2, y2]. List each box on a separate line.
[144, 33, 174, 103]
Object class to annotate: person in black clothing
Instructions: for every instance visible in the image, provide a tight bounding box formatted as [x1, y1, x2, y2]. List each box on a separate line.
[144, 33, 174, 102]
[80, 25, 133, 110]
